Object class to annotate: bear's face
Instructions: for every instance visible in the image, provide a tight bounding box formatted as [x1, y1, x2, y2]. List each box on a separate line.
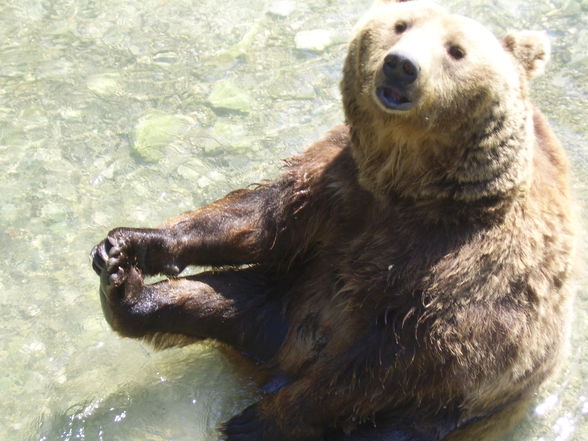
[342, 0, 551, 200]
[343, 0, 549, 129]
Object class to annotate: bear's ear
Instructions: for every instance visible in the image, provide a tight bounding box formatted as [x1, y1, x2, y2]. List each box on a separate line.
[503, 31, 551, 79]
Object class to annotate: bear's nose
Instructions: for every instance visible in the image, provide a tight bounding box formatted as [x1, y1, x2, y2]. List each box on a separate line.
[383, 52, 420, 84]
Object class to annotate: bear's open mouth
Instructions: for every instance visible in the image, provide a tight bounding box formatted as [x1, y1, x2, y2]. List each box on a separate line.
[376, 86, 413, 111]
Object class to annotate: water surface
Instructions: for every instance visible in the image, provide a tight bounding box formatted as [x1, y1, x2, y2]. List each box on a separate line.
[0, 0, 586, 440]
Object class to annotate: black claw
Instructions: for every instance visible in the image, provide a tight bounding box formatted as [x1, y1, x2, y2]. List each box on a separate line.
[108, 273, 119, 287]
[91, 248, 104, 275]
[90, 242, 109, 275]
[98, 243, 109, 260]
[108, 266, 126, 287]
[90, 244, 99, 261]
[106, 257, 121, 272]
[105, 234, 122, 255]
[108, 245, 121, 258]
[116, 266, 125, 280]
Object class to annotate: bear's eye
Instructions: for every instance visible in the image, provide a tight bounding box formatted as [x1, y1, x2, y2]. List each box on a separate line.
[394, 21, 408, 34]
[448, 45, 466, 60]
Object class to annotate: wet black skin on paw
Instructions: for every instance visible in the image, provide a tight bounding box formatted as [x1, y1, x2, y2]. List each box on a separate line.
[222, 405, 273, 441]
[91, 227, 182, 280]
[90, 231, 146, 332]
[92, 235, 126, 282]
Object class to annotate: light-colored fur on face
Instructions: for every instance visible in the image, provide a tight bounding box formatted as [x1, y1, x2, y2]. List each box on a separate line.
[341, 0, 550, 203]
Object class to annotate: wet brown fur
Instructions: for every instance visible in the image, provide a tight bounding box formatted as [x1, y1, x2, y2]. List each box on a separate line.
[91, 1, 575, 440]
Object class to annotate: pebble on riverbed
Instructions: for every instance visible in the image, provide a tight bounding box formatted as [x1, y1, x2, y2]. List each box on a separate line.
[208, 80, 253, 114]
[132, 111, 193, 162]
[294, 29, 334, 52]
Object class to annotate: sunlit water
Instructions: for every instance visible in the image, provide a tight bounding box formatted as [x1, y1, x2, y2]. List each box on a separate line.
[0, 0, 586, 440]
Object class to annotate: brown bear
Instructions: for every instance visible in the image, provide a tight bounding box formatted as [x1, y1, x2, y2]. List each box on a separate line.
[90, 1, 575, 440]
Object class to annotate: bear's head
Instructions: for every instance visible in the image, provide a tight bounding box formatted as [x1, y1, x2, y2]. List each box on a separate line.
[342, 0, 550, 202]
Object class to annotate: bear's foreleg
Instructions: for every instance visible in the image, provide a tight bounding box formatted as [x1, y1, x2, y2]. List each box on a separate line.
[90, 186, 288, 279]
[90, 130, 348, 280]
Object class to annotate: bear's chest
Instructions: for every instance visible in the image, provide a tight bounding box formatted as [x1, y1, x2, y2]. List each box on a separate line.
[324, 210, 457, 294]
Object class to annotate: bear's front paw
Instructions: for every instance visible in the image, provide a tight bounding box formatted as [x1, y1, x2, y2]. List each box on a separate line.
[91, 228, 137, 275]
[91, 227, 182, 278]
[92, 238, 147, 335]
[91, 230, 133, 291]
[222, 404, 274, 441]
[222, 403, 318, 441]
[91, 230, 143, 315]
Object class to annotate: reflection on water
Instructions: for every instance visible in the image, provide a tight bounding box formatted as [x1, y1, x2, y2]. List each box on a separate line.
[0, 0, 585, 440]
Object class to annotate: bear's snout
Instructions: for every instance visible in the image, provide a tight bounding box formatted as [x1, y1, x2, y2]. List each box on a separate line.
[374, 51, 419, 112]
[383, 52, 420, 85]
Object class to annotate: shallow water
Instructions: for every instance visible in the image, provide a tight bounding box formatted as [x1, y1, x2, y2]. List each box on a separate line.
[0, 0, 586, 440]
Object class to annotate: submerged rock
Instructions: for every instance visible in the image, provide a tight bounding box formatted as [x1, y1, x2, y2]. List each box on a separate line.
[208, 80, 253, 114]
[86, 73, 121, 95]
[294, 29, 333, 52]
[268, 0, 296, 17]
[132, 111, 192, 162]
